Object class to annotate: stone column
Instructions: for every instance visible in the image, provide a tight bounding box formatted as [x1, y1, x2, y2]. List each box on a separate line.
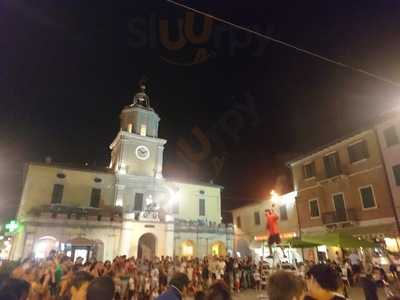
[165, 222, 175, 257]
[119, 221, 135, 256]
[115, 184, 125, 207]
[155, 145, 164, 179]
[10, 229, 26, 260]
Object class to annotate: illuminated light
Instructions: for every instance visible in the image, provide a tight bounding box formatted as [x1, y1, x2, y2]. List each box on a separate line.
[0, 236, 4, 240]
[34, 236, 58, 259]
[165, 214, 174, 222]
[181, 240, 194, 257]
[146, 194, 153, 206]
[127, 123, 133, 133]
[255, 235, 268, 241]
[211, 241, 227, 256]
[116, 198, 123, 207]
[74, 249, 88, 263]
[278, 191, 298, 206]
[118, 163, 127, 175]
[166, 186, 180, 204]
[140, 124, 147, 136]
[270, 190, 280, 204]
[385, 237, 399, 252]
[5, 220, 20, 234]
[254, 232, 297, 241]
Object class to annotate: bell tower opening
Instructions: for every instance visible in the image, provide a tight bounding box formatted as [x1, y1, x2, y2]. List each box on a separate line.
[119, 81, 160, 138]
[109, 80, 167, 179]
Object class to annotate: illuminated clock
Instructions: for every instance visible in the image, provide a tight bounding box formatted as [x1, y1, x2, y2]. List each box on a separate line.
[135, 145, 150, 160]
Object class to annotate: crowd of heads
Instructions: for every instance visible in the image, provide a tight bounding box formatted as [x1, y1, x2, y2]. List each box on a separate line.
[1, 250, 400, 300]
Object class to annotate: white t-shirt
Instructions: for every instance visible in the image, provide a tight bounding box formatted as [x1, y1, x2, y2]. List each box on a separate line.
[151, 268, 159, 281]
[187, 267, 193, 281]
[180, 262, 187, 273]
[129, 277, 135, 291]
[349, 253, 360, 265]
[145, 278, 150, 291]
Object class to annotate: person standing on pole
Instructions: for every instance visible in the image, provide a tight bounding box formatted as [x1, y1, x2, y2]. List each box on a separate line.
[265, 204, 281, 258]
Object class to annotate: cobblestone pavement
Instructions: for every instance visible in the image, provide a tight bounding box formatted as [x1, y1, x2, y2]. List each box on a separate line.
[230, 287, 388, 299]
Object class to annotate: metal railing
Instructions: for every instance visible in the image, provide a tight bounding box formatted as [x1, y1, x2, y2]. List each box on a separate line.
[174, 219, 234, 234]
[322, 208, 358, 225]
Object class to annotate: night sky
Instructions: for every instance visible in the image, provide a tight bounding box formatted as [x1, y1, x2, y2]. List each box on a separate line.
[2, 1, 400, 220]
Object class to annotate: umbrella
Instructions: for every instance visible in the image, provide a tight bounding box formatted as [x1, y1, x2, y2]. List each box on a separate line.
[285, 237, 320, 248]
[302, 232, 378, 248]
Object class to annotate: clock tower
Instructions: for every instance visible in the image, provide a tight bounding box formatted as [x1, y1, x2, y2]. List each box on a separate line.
[109, 83, 167, 179]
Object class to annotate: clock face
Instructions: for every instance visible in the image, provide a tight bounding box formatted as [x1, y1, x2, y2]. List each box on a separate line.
[135, 145, 150, 160]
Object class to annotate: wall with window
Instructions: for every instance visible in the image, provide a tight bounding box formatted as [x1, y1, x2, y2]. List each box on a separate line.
[17, 163, 115, 218]
[169, 181, 222, 224]
[290, 129, 395, 232]
[231, 191, 299, 243]
[291, 130, 382, 192]
[375, 115, 400, 221]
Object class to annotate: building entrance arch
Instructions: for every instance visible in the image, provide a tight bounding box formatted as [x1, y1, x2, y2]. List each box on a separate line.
[34, 236, 59, 259]
[211, 241, 227, 256]
[137, 233, 156, 259]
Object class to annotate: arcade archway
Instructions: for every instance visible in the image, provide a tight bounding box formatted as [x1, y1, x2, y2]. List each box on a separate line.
[211, 241, 226, 256]
[137, 233, 156, 259]
[181, 240, 195, 257]
[34, 236, 59, 259]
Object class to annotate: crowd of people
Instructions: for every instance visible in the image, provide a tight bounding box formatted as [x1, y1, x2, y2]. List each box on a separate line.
[0, 250, 400, 300]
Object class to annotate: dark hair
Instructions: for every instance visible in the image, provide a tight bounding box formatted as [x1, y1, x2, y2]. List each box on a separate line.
[87, 276, 115, 300]
[267, 271, 305, 300]
[306, 263, 340, 291]
[72, 271, 94, 289]
[169, 272, 189, 292]
[205, 281, 231, 300]
[194, 290, 206, 300]
[0, 278, 30, 300]
[0, 292, 17, 300]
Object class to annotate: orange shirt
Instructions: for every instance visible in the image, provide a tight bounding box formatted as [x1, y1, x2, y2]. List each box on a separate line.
[265, 212, 279, 235]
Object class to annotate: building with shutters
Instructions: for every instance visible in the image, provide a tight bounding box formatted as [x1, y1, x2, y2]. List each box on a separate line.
[374, 111, 400, 237]
[288, 127, 400, 257]
[10, 84, 233, 261]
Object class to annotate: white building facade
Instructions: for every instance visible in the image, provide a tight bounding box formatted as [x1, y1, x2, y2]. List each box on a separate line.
[11, 85, 233, 261]
[231, 191, 300, 261]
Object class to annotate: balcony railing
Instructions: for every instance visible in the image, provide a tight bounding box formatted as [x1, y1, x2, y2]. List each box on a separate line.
[174, 218, 234, 234]
[322, 209, 358, 225]
[28, 204, 123, 221]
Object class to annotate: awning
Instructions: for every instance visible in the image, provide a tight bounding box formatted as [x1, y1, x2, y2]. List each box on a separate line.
[302, 232, 378, 248]
[285, 237, 320, 248]
[337, 224, 398, 239]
